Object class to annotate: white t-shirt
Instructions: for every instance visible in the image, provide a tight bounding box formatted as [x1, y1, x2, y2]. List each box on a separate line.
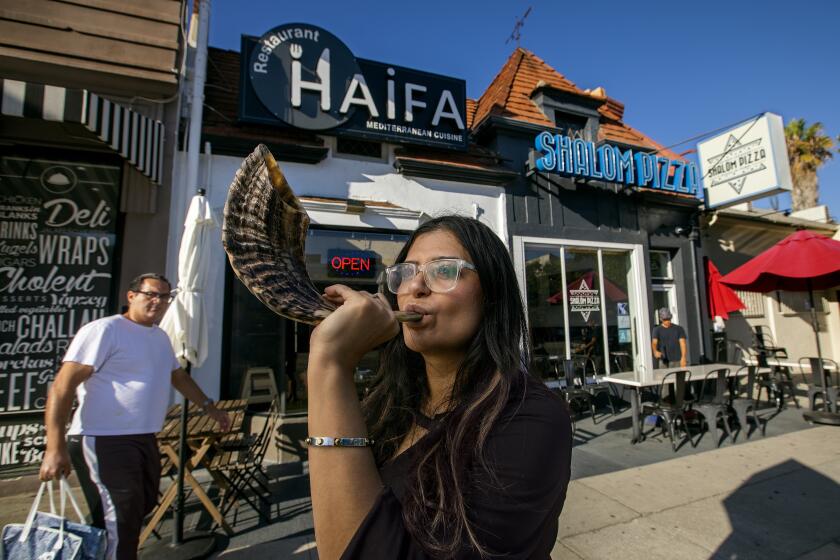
[65, 315, 180, 436]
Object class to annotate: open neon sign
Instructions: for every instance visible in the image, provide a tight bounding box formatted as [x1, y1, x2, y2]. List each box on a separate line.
[327, 250, 377, 278]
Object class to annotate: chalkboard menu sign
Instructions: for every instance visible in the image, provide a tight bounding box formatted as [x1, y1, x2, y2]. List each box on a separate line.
[0, 155, 119, 472]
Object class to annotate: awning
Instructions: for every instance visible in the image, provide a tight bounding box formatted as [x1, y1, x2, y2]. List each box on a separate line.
[1, 79, 164, 184]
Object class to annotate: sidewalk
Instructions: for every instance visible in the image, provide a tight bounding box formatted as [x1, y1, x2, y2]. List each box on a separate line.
[2, 425, 837, 559]
[210, 425, 840, 559]
[554, 426, 840, 559]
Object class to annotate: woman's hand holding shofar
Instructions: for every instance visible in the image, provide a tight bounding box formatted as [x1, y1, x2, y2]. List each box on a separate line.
[309, 285, 400, 372]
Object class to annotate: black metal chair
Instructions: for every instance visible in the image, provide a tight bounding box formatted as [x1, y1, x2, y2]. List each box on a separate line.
[211, 401, 280, 524]
[642, 370, 694, 452]
[531, 354, 555, 382]
[693, 368, 733, 447]
[755, 351, 798, 410]
[575, 356, 617, 423]
[802, 357, 839, 412]
[753, 325, 786, 357]
[560, 358, 596, 422]
[729, 365, 764, 440]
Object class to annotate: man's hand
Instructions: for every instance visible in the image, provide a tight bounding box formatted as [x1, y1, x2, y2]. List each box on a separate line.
[40, 448, 72, 481]
[207, 406, 231, 432]
[654, 350, 662, 359]
[41, 361, 92, 483]
[680, 359, 687, 368]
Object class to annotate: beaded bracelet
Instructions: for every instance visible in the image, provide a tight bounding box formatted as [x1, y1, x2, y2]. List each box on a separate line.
[305, 436, 374, 447]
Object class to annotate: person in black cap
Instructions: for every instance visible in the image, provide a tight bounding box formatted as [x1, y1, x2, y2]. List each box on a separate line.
[652, 307, 687, 368]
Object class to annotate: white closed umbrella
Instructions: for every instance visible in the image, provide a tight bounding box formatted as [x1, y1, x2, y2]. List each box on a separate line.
[158, 190, 218, 548]
[160, 192, 217, 368]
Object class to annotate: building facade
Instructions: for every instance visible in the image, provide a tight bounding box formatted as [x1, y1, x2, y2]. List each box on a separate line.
[0, 0, 186, 474]
[471, 49, 707, 379]
[176, 30, 514, 412]
[176, 27, 709, 415]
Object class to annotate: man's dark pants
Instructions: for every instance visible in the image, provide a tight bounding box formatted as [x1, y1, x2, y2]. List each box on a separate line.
[68, 434, 160, 560]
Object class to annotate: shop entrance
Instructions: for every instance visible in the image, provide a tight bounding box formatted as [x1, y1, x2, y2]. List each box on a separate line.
[515, 238, 651, 376]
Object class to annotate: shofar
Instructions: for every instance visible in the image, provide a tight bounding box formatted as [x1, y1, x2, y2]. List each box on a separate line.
[222, 144, 420, 325]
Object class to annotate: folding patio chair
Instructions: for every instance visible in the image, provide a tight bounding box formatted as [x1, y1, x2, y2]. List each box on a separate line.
[210, 401, 280, 524]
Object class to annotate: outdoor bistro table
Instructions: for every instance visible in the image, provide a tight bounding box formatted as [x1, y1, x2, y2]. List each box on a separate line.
[603, 363, 744, 444]
[139, 400, 247, 546]
[742, 356, 837, 372]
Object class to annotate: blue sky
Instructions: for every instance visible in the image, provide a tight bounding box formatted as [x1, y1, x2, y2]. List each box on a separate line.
[210, 0, 839, 217]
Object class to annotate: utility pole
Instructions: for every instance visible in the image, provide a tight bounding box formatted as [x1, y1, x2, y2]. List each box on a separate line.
[506, 6, 532, 48]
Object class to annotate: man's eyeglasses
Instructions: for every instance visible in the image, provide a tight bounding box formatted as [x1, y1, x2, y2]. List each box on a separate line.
[385, 258, 476, 295]
[134, 290, 177, 303]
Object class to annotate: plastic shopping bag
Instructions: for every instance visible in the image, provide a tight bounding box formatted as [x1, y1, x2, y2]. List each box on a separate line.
[2, 480, 83, 560]
[33, 478, 107, 560]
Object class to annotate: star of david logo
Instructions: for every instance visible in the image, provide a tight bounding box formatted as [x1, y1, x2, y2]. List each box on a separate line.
[706, 135, 766, 194]
[569, 278, 600, 321]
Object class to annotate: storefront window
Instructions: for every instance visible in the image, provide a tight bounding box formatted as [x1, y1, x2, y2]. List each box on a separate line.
[525, 246, 566, 377]
[601, 251, 635, 373]
[523, 242, 641, 377]
[225, 228, 409, 414]
[649, 250, 673, 280]
[565, 249, 603, 372]
[650, 250, 678, 325]
[0, 154, 120, 473]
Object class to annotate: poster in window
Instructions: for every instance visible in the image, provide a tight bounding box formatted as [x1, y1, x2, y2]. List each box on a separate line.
[0, 156, 119, 470]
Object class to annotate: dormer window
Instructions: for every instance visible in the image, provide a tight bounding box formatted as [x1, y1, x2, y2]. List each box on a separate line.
[553, 111, 588, 140]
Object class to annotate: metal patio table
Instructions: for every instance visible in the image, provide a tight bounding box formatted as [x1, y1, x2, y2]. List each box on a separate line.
[603, 363, 746, 444]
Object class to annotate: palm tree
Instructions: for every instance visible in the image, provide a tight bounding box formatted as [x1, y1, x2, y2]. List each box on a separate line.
[784, 119, 835, 211]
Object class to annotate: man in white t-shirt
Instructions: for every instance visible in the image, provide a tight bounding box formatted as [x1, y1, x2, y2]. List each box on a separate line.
[39, 273, 230, 560]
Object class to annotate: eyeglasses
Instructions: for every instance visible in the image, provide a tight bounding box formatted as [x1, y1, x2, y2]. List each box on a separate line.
[385, 258, 476, 295]
[134, 290, 177, 303]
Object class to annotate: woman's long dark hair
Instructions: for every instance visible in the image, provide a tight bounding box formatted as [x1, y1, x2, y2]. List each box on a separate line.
[362, 215, 530, 558]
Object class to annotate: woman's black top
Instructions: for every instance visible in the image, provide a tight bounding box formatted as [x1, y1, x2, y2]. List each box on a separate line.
[342, 379, 573, 559]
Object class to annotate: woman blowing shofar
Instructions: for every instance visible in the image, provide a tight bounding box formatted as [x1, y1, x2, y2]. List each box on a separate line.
[306, 215, 572, 559]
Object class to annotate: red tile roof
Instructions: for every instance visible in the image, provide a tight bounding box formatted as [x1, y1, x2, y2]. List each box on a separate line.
[473, 48, 582, 128]
[465, 98, 477, 129]
[472, 48, 684, 162]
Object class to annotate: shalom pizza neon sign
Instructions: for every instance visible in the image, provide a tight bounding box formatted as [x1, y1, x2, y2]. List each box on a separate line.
[533, 132, 699, 194]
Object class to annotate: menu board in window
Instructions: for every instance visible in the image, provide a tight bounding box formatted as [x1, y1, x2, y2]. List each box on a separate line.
[0, 156, 119, 471]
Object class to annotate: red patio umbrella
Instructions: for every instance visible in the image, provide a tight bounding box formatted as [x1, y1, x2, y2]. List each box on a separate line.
[721, 229, 840, 425]
[720, 230, 840, 292]
[705, 258, 745, 319]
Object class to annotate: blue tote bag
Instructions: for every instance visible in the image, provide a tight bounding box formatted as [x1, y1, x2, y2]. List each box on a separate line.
[2, 478, 106, 560]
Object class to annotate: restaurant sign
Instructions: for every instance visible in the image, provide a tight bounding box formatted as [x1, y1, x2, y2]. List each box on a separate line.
[696, 113, 792, 209]
[241, 23, 468, 150]
[532, 132, 699, 194]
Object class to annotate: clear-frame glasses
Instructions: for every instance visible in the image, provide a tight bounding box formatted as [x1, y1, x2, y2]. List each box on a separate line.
[134, 290, 177, 303]
[385, 258, 477, 295]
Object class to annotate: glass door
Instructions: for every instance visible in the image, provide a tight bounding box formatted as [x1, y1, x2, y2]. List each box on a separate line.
[518, 239, 648, 376]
